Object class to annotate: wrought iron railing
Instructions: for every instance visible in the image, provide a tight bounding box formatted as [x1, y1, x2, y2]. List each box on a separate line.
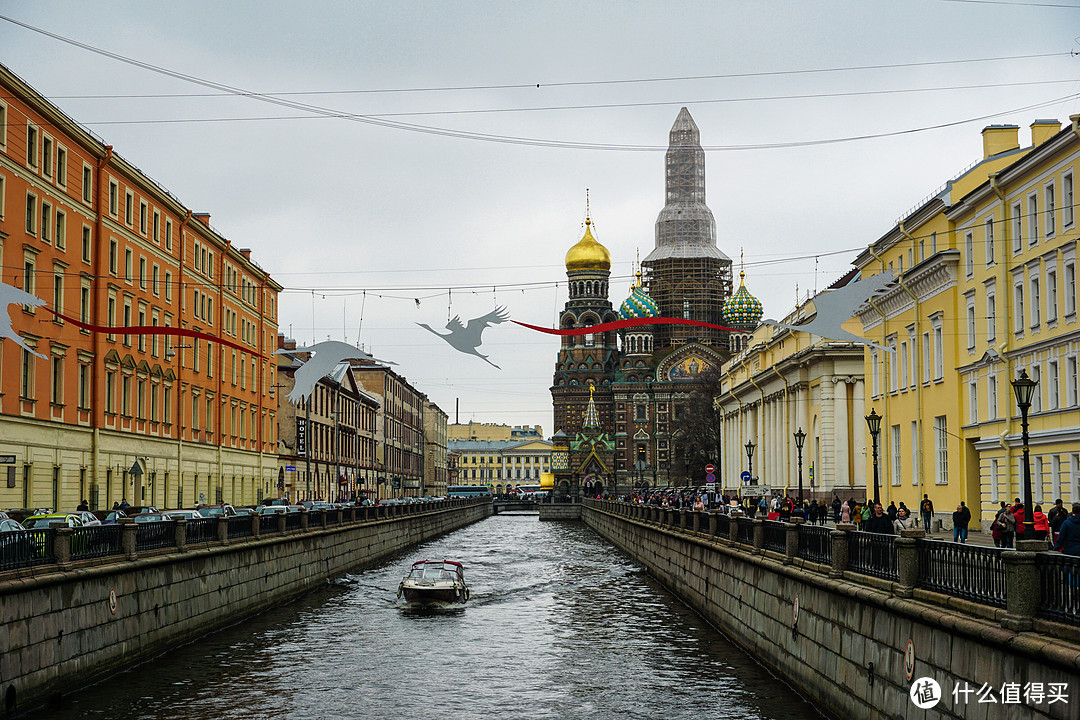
[285, 512, 303, 531]
[70, 524, 124, 560]
[259, 514, 280, 534]
[1037, 552, 1080, 624]
[227, 516, 253, 539]
[798, 524, 833, 565]
[847, 531, 898, 581]
[736, 517, 754, 545]
[763, 521, 787, 553]
[135, 520, 176, 551]
[917, 539, 1007, 607]
[185, 518, 218, 544]
[714, 514, 730, 537]
[0, 528, 55, 569]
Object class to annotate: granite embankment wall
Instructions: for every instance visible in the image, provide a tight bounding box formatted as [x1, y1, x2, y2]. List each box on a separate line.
[583, 502, 1080, 720]
[0, 501, 490, 715]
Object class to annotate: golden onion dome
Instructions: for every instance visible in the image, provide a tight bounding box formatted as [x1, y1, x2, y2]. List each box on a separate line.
[565, 219, 611, 272]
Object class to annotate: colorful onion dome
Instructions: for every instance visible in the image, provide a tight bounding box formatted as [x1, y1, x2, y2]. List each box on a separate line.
[619, 279, 660, 320]
[565, 218, 611, 272]
[722, 271, 763, 329]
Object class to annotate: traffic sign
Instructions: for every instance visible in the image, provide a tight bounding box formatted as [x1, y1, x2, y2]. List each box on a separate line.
[705, 472, 715, 482]
[740, 470, 752, 483]
[706, 483, 716, 493]
[285, 465, 297, 472]
[742, 484, 769, 495]
[705, 463, 716, 474]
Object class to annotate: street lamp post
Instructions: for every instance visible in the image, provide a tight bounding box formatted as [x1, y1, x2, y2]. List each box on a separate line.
[865, 409, 882, 506]
[794, 427, 806, 507]
[745, 440, 755, 482]
[1011, 369, 1038, 540]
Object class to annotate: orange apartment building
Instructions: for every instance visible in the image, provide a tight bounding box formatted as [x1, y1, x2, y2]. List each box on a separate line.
[0, 62, 282, 511]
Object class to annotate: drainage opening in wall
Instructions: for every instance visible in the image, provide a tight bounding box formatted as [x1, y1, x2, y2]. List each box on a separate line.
[5, 685, 15, 716]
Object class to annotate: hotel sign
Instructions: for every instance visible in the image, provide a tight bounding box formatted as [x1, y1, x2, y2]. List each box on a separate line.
[297, 419, 307, 457]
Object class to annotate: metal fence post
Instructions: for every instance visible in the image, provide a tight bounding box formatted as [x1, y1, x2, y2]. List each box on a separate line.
[830, 523, 854, 578]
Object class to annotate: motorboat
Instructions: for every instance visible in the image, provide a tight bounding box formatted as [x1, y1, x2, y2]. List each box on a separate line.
[397, 560, 470, 605]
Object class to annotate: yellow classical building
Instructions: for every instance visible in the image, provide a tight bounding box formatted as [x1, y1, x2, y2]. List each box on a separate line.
[854, 119, 1079, 530]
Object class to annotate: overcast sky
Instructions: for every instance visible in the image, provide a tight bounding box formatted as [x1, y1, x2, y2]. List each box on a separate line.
[3, 1, 1078, 434]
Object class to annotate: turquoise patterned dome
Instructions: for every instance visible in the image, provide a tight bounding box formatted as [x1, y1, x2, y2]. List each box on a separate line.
[723, 272, 763, 329]
[619, 283, 660, 320]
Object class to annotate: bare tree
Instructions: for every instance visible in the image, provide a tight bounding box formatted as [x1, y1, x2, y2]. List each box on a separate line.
[669, 367, 723, 486]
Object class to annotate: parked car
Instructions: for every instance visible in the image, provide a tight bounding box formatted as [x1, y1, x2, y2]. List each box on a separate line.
[257, 506, 287, 515]
[232, 507, 255, 517]
[22, 513, 86, 529]
[0, 518, 38, 565]
[73, 511, 102, 527]
[121, 505, 160, 516]
[163, 510, 204, 521]
[132, 513, 172, 523]
[196, 504, 237, 518]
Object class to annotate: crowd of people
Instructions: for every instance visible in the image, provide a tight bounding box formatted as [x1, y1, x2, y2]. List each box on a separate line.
[606, 488, 1080, 556]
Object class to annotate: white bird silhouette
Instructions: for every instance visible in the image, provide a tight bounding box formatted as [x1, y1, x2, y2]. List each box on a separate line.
[417, 306, 510, 369]
[0, 281, 47, 359]
[275, 341, 396, 405]
[762, 271, 896, 352]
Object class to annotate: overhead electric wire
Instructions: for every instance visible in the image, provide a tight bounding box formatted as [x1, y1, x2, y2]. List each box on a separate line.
[7, 50, 1074, 98]
[2, 13, 1078, 152]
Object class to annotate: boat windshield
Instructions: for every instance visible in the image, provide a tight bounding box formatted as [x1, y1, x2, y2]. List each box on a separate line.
[410, 563, 461, 580]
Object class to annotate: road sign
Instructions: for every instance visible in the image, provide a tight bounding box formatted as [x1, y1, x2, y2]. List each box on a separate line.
[705, 463, 715, 474]
[706, 483, 716, 493]
[742, 484, 769, 495]
[739, 470, 752, 483]
[705, 473, 715, 483]
[285, 465, 297, 472]
[0, 455, 15, 464]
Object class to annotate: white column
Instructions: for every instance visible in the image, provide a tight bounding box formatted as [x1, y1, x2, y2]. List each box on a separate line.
[852, 379, 866, 491]
[834, 378, 850, 487]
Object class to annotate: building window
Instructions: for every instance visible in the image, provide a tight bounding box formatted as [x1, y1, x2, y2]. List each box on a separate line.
[891, 424, 902, 486]
[164, 271, 173, 302]
[53, 272, 63, 314]
[78, 363, 90, 409]
[1066, 258, 1076, 317]
[55, 210, 66, 250]
[1049, 360, 1060, 410]
[899, 340, 909, 388]
[1030, 273, 1041, 328]
[80, 283, 90, 323]
[965, 293, 976, 349]
[21, 349, 35, 399]
[1028, 193, 1039, 245]
[82, 226, 92, 263]
[911, 421, 920, 486]
[986, 291, 996, 342]
[969, 381, 978, 425]
[1012, 203, 1023, 254]
[40, 201, 52, 243]
[26, 123, 38, 168]
[934, 416, 948, 485]
[1013, 279, 1025, 334]
[22, 257, 35, 295]
[988, 374, 998, 420]
[42, 136, 53, 177]
[82, 165, 92, 204]
[922, 332, 931, 384]
[985, 219, 994, 265]
[1064, 172, 1074, 228]
[124, 191, 133, 226]
[139, 257, 147, 290]
[165, 219, 173, 250]
[932, 318, 943, 380]
[972, 232, 980, 278]
[51, 356, 63, 404]
[124, 248, 132, 282]
[26, 193, 37, 234]
[1045, 182, 1056, 237]
[109, 239, 118, 275]
[139, 201, 147, 234]
[108, 180, 118, 217]
[870, 348, 880, 396]
[1067, 356, 1079, 408]
[887, 337, 897, 392]
[56, 146, 67, 186]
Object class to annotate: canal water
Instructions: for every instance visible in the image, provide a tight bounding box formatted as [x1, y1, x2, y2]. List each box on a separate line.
[51, 515, 825, 720]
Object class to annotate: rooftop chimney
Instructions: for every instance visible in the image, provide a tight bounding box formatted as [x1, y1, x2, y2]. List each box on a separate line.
[1030, 119, 1061, 147]
[192, 213, 211, 226]
[981, 124, 1020, 160]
